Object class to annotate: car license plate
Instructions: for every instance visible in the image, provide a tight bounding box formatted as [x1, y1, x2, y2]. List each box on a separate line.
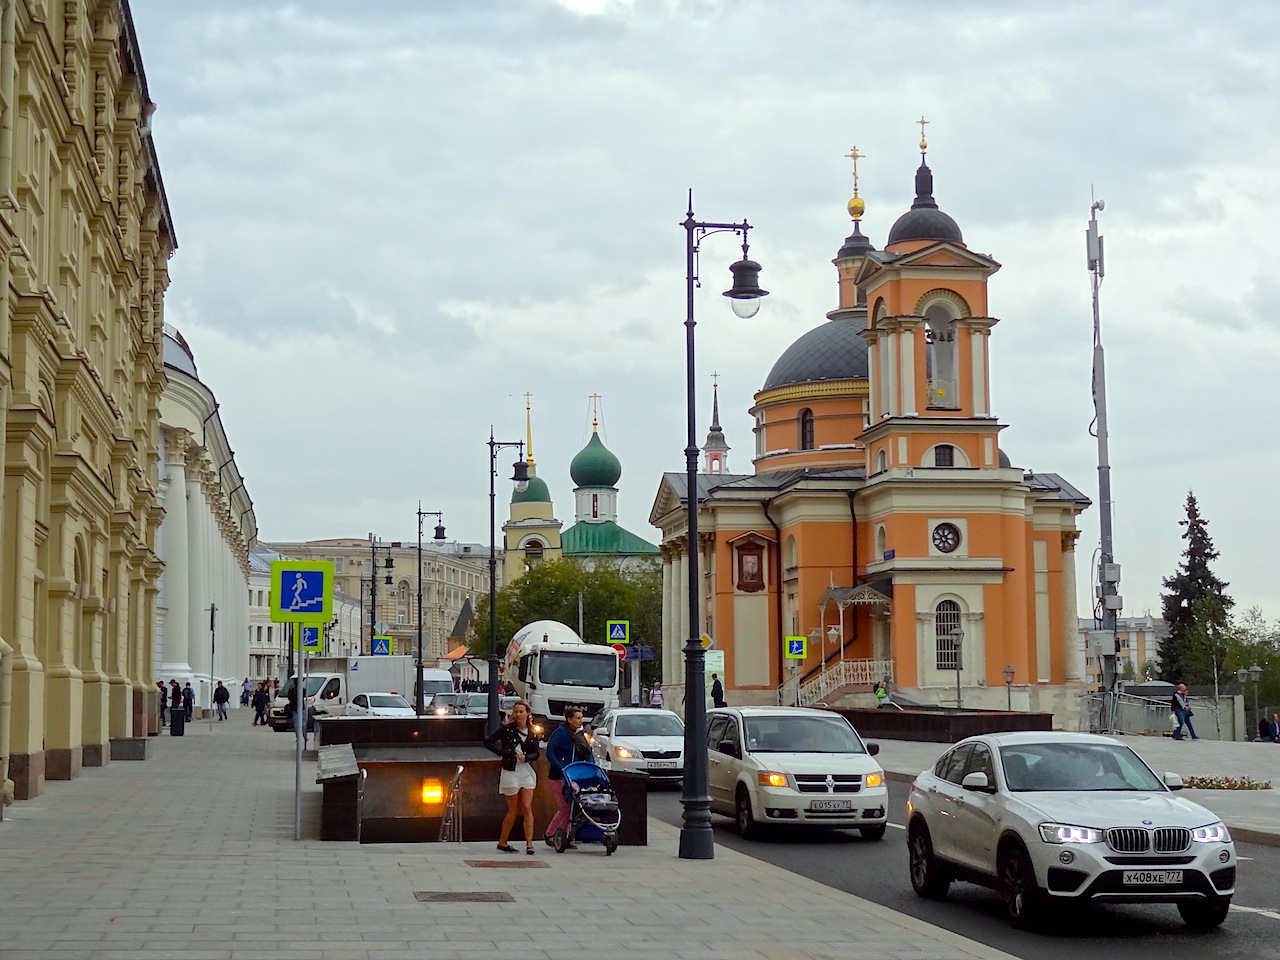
[1123, 870, 1183, 885]
[648, 761, 677, 769]
[809, 799, 852, 812]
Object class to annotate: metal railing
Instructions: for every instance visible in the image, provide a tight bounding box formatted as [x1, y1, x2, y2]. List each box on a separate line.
[1079, 692, 1231, 740]
[438, 765, 464, 842]
[789, 658, 895, 707]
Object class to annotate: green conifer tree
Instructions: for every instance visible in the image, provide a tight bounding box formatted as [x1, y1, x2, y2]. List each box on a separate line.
[1158, 492, 1233, 684]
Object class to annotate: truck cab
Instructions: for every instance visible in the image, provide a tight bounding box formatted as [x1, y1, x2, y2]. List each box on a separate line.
[505, 620, 621, 721]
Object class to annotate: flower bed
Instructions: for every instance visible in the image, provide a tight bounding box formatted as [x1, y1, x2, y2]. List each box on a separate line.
[1181, 775, 1272, 790]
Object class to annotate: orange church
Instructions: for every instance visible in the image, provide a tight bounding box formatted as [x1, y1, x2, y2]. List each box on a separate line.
[650, 141, 1091, 721]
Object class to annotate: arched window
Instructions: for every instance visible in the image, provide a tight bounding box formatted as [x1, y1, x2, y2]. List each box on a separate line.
[524, 540, 545, 568]
[874, 449, 887, 474]
[935, 600, 962, 670]
[933, 444, 954, 467]
[799, 408, 815, 450]
[875, 525, 886, 559]
[924, 300, 960, 410]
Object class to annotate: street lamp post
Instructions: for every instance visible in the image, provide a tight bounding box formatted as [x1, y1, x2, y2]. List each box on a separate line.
[488, 430, 529, 735]
[949, 627, 964, 709]
[1003, 664, 1015, 711]
[1237, 664, 1263, 738]
[679, 193, 768, 860]
[368, 535, 396, 655]
[416, 506, 446, 715]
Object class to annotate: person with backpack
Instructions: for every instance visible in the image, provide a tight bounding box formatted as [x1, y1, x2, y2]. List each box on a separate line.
[182, 682, 195, 722]
[213, 681, 231, 721]
[251, 682, 270, 726]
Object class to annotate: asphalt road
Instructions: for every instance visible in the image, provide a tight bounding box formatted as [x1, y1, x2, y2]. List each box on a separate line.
[648, 783, 1280, 960]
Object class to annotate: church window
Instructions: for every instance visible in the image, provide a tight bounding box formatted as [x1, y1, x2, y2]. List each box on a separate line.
[924, 301, 960, 410]
[875, 525, 886, 559]
[935, 600, 962, 670]
[525, 540, 545, 568]
[799, 408, 815, 450]
[592, 494, 598, 519]
[934, 444, 954, 467]
[875, 449, 887, 474]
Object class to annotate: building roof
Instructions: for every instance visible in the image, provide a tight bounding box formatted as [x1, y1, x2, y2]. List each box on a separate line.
[886, 160, 964, 246]
[511, 474, 552, 504]
[761, 316, 870, 390]
[570, 432, 622, 488]
[449, 598, 474, 639]
[562, 520, 659, 556]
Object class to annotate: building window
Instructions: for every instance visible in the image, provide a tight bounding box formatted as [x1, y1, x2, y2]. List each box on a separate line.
[799, 408, 815, 450]
[875, 525, 887, 559]
[875, 449, 887, 473]
[525, 540, 544, 568]
[934, 444, 954, 467]
[935, 600, 962, 670]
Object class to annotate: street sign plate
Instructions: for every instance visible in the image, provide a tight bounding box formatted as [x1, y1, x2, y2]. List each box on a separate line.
[607, 620, 630, 643]
[269, 560, 335, 623]
[630, 645, 655, 661]
[700, 633, 714, 649]
[611, 643, 627, 657]
[785, 635, 808, 659]
[375, 620, 391, 635]
[372, 636, 394, 656]
[298, 626, 321, 652]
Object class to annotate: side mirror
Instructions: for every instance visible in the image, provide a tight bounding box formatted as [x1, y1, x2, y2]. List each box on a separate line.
[865, 741, 880, 756]
[961, 771, 995, 793]
[1162, 772, 1184, 791]
[718, 739, 740, 759]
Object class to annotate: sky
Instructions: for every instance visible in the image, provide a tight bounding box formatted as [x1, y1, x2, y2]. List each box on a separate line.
[128, 0, 1280, 623]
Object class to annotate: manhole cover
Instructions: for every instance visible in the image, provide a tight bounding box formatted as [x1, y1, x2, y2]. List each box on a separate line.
[415, 891, 515, 903]
[463, 859, 549, 868]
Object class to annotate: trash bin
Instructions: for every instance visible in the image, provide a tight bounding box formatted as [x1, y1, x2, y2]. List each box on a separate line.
[170, 707, 185, 736]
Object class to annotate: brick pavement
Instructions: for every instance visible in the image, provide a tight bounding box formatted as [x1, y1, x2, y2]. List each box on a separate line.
[0, 709, 1020, 960]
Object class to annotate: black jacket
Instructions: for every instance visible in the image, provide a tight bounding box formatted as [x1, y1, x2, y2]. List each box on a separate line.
[213, 686, 230, 704]
[484, 722, 541, 771]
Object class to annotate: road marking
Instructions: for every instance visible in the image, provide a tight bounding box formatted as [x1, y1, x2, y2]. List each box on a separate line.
[888, 822, 905, 830]
[1236, 856, 1253, 861]
[1232, 905, 1280, 921]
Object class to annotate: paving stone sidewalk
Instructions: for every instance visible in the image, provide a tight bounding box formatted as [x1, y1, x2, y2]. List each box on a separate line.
[0, 709, 1020, 960]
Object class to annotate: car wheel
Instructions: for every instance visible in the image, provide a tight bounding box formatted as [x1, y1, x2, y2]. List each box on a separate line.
[1178, 897, 1230, 929]
[860, 823, 887, 842]
[908, 821, 951, 899]
[735, 786, 761, 840]
[999, 841, 1044, 929]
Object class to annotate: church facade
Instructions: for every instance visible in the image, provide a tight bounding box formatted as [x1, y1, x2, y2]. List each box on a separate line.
[651, 143, 1090, 723]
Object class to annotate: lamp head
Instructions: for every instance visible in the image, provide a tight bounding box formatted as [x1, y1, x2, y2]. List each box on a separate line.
[827, 626, 839, 642]
[433, 522, 446, 541]
[1238, 667, 1249, 683]
[511, 458, 530, 492]
[1250, 664, 1263, 682]
[384, 573, 393, 586]
[723, 257, 768, 318]
[1003, 664, 1015, 685]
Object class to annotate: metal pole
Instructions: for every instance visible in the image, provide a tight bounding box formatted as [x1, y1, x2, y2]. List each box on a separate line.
[369, 535, 377, 657]
[416, 506, 425, 716]
[293, 623, 303, 840]
[209, 604, 216, 732]
[488, 434, 500, 736]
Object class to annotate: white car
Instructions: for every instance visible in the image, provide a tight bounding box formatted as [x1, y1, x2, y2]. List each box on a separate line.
[906, 732, 1236, 929]
[705, 706, 888, 840]
[347, 693, 415, 718]
[591, 708, 684, 784]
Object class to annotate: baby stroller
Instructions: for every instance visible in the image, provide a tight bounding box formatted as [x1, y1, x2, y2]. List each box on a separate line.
[551, 760, 621, 855]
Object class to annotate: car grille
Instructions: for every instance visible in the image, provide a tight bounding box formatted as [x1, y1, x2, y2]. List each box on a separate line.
[794, 774, 862, 794]
[641, 750, 680, 760]
[548, 699, 603, 717]
[1105, 826, 1192, 854]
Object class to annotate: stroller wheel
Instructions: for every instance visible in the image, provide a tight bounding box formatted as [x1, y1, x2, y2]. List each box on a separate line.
[553, 828, 568, 853]
[604, 837, 617, 856]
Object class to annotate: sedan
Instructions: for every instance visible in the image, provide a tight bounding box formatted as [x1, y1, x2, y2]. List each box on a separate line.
[347, 693, 415, 718]
[591, 708, 684, 784]
[906, 731, 1236, 929]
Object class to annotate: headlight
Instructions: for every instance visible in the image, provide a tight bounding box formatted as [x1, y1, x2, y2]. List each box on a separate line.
[434, 707, 448, 716]
[1192, 822, 1230, 843]
[865, 773, 883, 788]
[614, 746, 633, 760]
[1038, 823, 1103, 844]
[757, 771, 788, 788]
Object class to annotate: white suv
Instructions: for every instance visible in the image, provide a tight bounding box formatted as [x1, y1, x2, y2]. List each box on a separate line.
[906, 732, 1236, 929]
[706, 707, 888, 840]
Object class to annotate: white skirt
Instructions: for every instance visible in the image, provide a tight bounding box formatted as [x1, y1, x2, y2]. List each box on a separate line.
[499, 762, 536, 796]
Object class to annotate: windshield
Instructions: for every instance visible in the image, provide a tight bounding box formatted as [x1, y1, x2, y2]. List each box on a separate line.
[430, 693, 459, 707]
[421, 679, 453, 695]
[1001, 742, 1164, 792]
[465, 694, 489, 710]
[538, 650, 618, 688]
[615, 713, 683, 738]
[367, 694, 411, 708]
[279, 677, 326, 700]
[743, 715, 866, 754]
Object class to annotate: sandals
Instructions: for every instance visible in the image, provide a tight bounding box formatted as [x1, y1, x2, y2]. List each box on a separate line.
[526, 845, 536, 855]
[496, 844, 517, 853]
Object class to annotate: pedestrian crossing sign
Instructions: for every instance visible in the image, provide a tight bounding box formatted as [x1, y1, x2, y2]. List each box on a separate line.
[785, 636, 807, 659]
[371, 636, 393, 656]
[270, 560, 334, 624]
[607, 620, 630, 644]
[298, 626, 321, 652]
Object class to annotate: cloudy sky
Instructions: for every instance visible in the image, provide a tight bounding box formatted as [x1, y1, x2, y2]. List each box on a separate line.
[129, 0, 1279, 622]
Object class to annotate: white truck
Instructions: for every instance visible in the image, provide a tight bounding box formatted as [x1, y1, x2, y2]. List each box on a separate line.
[504, 620, 621, 722]
[268, 656, 452, 730]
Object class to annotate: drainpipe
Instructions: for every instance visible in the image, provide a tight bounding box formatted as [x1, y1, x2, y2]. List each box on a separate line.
[846, 491, 859, 651]
[0, 0, 16, 810]
[762, 497, 784, 697]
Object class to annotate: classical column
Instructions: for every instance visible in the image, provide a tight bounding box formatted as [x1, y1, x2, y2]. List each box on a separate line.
[186, 461, 208, 704]
[158, 430, 192, 679]
[1062, 530, 1082, 682]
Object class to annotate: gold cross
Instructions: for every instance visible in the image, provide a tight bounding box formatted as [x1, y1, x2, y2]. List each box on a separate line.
[711, 371, 720, 388]
[523, 391, 532, 409]
[589, 392, 602, 428]
[918, 115, 929, 153]
[843, 145, 864, 192]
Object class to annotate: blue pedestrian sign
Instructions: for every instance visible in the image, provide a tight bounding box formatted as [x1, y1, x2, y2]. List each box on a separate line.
[784, 636, 808, 660]
[371, 636, 393, 656]
[298, 626, 321, 652]
[269, 560, 334, 624]
[607, 620, 630, 644]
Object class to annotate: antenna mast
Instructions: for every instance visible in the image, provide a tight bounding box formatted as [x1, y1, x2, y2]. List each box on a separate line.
[1088, 197, 1122, 731]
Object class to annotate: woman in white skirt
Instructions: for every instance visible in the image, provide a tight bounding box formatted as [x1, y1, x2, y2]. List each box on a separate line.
[483, 699, 541, 853]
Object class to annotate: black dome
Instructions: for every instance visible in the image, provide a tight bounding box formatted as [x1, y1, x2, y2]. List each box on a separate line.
[762, 316, 869, 390]
[887, 161, 963, 246]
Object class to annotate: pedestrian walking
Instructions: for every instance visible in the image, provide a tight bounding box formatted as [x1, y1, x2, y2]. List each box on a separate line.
[240, 677, 252, 707]
[483, 699, 541, 854]
[182, 682, 195, 722]
[157, 680, 168, 727]
[1170, 683, 1198, 741]
[544, 706, 591, 848]
[213, 681, 230, 721]
[710, 673, 725, 708]
[649, 681, 664, 709]
[252, 682, 270, 726]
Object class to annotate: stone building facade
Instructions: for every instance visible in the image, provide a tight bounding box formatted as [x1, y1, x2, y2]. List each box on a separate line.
[0, 0, 176, 803]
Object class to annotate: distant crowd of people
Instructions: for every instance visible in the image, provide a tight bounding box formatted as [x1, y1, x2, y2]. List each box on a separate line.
[1259, 713, 1280, 743]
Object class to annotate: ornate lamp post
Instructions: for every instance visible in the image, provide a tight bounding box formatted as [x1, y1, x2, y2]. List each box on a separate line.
[415, 506, 446, 715]
[1003, 664, 1015, 711]
[488, 431, 528, 735]
[1237, 664, 1263, 737]
[949, 627, 964, 709]
[679, 193, 768, 860]
[367, 535, 396, 656]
